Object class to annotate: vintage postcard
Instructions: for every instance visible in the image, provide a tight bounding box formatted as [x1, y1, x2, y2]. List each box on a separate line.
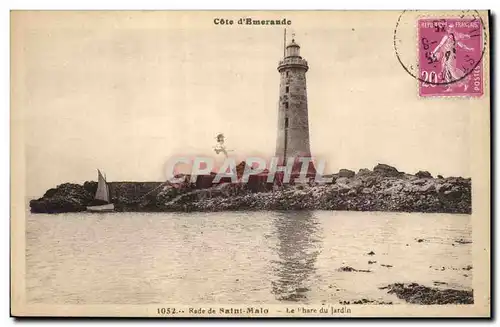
[11, 10, 491, 317]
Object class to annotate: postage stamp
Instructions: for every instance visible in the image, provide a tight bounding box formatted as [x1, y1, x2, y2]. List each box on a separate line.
[418, 18, 484, 97]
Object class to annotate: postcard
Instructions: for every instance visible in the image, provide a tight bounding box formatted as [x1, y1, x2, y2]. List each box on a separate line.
[11, 10, 491, 317]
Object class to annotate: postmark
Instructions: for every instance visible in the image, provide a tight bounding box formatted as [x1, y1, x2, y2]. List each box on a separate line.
[393, 10, 487, 98]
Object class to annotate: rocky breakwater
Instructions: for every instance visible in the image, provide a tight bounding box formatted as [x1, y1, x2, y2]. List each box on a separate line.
[30, 164, 471, 214]
[157, 164, 471, 214]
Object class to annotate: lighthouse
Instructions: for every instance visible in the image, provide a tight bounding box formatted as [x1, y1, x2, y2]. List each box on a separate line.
[275, 33, 315, 175]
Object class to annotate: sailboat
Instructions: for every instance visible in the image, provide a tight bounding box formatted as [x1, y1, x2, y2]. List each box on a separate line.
[86, 169, 115, 212]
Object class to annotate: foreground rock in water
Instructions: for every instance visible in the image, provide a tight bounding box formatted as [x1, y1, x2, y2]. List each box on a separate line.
[29, 183, 95, 213]
[339, 299, 393, 305]
[30, 164, 471, 214]
[383, 283, 473, 304]
[337, 266, 371, 273]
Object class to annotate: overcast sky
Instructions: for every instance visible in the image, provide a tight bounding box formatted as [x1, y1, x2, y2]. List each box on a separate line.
[12, 11, 485, 196]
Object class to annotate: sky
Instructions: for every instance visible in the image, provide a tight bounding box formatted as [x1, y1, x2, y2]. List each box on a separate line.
[11, 11, 488, 196]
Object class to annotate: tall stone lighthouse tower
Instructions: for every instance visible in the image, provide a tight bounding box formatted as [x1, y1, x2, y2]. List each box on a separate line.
[275, 35, 315, 173]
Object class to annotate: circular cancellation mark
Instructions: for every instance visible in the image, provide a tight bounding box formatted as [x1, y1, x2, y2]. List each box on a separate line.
[393, 10, 487, 89]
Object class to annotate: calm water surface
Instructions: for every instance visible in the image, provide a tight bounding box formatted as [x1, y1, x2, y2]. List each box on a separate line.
[26, 211, 472, 304]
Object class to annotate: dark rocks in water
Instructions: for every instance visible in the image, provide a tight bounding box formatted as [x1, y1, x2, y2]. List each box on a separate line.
[368, 260, 377, 264]
[337, 266, 371, 273]
[83, 181, 98, 195]
[463, 265, 473, 271]
[385, 283, 473, 305]
[30, 183, 95, 213]
[438, 175, 444, 179]
[340, 299, 393, 305]
[367, 251, 376, 255]
[373, 163, 402, 177]
[433, 281, 448, 285]
[43, 188, 58, 198]
[416, 239, 425, 243]
[381, 264, 393, 268]
[455, 239, 472, 244]
[338, 169, 355, 178]
[416, 170, 433, 179]
[338, 266, 357, 272]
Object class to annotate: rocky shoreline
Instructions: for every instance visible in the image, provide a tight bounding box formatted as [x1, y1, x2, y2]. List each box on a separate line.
[382, 283, 473, 305]
[29, 164, 471, 214]
[337, 283, 473, 305]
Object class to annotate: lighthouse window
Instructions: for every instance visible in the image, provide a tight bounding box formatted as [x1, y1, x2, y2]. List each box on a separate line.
[285, 86, 289, 93]
[286, 71, 289, 77]
[285, 102, 289, 109]
[285, 117, 289, 128]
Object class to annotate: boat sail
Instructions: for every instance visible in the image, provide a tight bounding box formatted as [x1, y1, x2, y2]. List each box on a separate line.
[86, 169, 114, 212]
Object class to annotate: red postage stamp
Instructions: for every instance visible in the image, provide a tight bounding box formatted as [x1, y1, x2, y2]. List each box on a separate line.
[418, 18, 484, 97]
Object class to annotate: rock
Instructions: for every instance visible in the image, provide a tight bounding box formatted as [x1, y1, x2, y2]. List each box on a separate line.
[42, 188, 58, 198]
[416, 171, 433, 179]
[463, 265, 473, 271]
[338, 169, 355, 178]
[335, 177, 350, 185]
[29, 183, 95, 213]
[385, 283, 473, 304]
[433, 281, 448, 285]
[338, 266, 357, 272]
[373, 163, 401, 177]
[368, 260, 377, 264]
[357, 168, 372, 176]
[455, 239, 472, 244]
[337, 266, 371, 273]
[437, 175, 444, 179]
[361, 187, 373, 194]
[367, 251, 375, 255]
[416, 239, 424, 243]
[381, 264, 393, 268]
[82, 181, 98, 195]
[347, 299, 393, 305]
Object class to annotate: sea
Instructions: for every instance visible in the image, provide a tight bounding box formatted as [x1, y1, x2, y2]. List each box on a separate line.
[26, 211, 472, 304]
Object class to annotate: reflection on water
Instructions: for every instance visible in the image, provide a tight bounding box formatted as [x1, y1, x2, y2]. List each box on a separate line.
[270, 211, 322, 302]
[26, 211, 472, 304]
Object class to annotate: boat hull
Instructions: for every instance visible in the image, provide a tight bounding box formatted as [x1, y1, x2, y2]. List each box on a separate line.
[86, 203, 115, 212]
